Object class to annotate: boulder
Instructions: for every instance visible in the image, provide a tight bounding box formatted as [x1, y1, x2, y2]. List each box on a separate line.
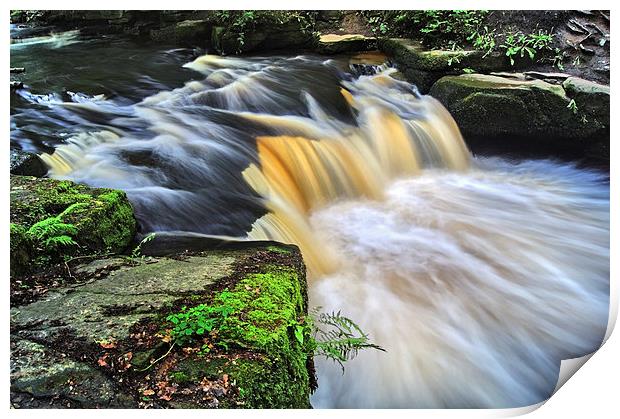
[10, 242, 315, 408]
[379, 38, 510, 93]
[10, 149, 48, 177]
[10, 175, 137, 276]
[211, 20, 317, 55]
[316, 34, 377, 54]
[429, 73, 610, 158]
[149, 19, 211, 46]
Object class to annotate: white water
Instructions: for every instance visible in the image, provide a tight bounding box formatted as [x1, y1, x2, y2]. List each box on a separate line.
[307, 158, 609, 408]
[10, 29, 81, 49]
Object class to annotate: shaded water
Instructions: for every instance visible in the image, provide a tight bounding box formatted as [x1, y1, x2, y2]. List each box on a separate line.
[11, 31, 609, 408]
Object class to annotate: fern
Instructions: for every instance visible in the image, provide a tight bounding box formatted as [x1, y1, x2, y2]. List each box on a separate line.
[44, 235, 76, 247]
[27, 216, 77, 249]
[311, 307, 385, 373]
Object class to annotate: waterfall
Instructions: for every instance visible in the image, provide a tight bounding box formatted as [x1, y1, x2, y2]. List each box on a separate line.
[37, 53, 609, 408]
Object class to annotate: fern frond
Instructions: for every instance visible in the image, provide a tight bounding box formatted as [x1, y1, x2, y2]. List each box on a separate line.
[311, 308, 385, 373]
[44, 235, 77, 248]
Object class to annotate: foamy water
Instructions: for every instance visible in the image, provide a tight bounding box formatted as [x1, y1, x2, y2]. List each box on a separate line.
[307, 158, 609, 408]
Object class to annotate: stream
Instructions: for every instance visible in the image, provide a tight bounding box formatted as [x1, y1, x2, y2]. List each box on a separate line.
[10, 28, 610, 408]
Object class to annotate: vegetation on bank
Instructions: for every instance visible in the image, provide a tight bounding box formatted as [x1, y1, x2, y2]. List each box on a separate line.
[364, 11, 558, 67]
[209, 11, 318, 50]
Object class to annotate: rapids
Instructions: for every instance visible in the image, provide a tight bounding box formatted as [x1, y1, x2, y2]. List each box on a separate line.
[11, 38, 609, 408]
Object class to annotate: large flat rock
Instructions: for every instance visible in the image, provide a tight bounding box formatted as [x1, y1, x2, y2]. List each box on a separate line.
[316, 33, 377, 54]
[10, 241, 314, 409]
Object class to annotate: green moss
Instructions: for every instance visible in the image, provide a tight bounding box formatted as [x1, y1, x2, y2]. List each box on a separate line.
[266, 245, 292, 254]
[172, 357, 229, 383]
[60, 190, 136, 252]
[10, 176, 137, 276]
[223, 356, 311, 408]
[10, 223, 32, 276]
[164, 264, 314, 408]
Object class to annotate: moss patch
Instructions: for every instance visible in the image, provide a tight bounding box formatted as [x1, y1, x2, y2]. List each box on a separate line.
[154, 247, 314, 408]
[10, 175, 137, 276]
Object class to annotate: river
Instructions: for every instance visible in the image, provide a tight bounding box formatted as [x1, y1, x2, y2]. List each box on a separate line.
[10, 27, 610, 408]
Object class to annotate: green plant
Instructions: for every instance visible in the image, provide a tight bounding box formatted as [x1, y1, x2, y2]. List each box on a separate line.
[130, 232, 156, 259]
[166, 303, 235, 345]
[363, 10, 488, 48]
[212, 10, 317, 53]
[310, 308, 385, 373]
[468, 26, 496, 57]
[163, 299, 384, 373]
[552, 48, 566, 70]
[567, 99, 578, 114]
[500, 30, 554, 65]
[27, 216, 77, 250]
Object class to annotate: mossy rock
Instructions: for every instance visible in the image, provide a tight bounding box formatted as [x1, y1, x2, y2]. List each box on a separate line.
[10, 242, 314, 408]
[149, 20, 212, 46]
[379, 38, 509, 93]
[211, 20, 317, 55]
[429, 74, 609, 156]
[10, 175, 137, 276]
[11, 340, 134, 408]
[165, 259, 314, 408]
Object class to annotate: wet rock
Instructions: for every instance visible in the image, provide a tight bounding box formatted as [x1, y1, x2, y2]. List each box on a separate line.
[316, 34, 377, 54]
[10, 242, 314, 409]
[149, 19, 211, 46]
[10, 149, 48, 177]
[379, 38, 510, 93]
[429, 73, 610, 158]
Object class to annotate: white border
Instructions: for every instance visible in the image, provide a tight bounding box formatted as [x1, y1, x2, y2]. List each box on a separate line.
[4, 1, 617, 418]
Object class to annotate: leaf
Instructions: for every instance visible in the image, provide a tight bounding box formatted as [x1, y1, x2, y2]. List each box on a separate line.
[143, 389, 155, 396]
[294, 325, 304, 345]
[99, 339, 117, 349]
[98, 353, 109, 367]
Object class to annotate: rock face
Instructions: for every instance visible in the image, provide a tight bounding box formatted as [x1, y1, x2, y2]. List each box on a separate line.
[211, 21, 317, 55]
[149, 19, 211, 46]
[10, 150, 48, 177]
[429, 73, 610, 158]
[10, 175, 137, 276]
[10, 242, 315, 409]
[379, 38, 510, 93]
[316, 34, 377, 54]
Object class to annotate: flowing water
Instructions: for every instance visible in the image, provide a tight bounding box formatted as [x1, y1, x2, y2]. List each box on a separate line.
[11, 31, 609, 408]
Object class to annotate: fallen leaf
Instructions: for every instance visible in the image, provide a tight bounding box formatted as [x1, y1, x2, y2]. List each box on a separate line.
[99, 339, 117, 349]
[97, 354, 109, 367]
[143, 389, 155, 396]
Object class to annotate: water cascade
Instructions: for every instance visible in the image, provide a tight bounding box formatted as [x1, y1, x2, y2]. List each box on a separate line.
[34, 53, 609, 408]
